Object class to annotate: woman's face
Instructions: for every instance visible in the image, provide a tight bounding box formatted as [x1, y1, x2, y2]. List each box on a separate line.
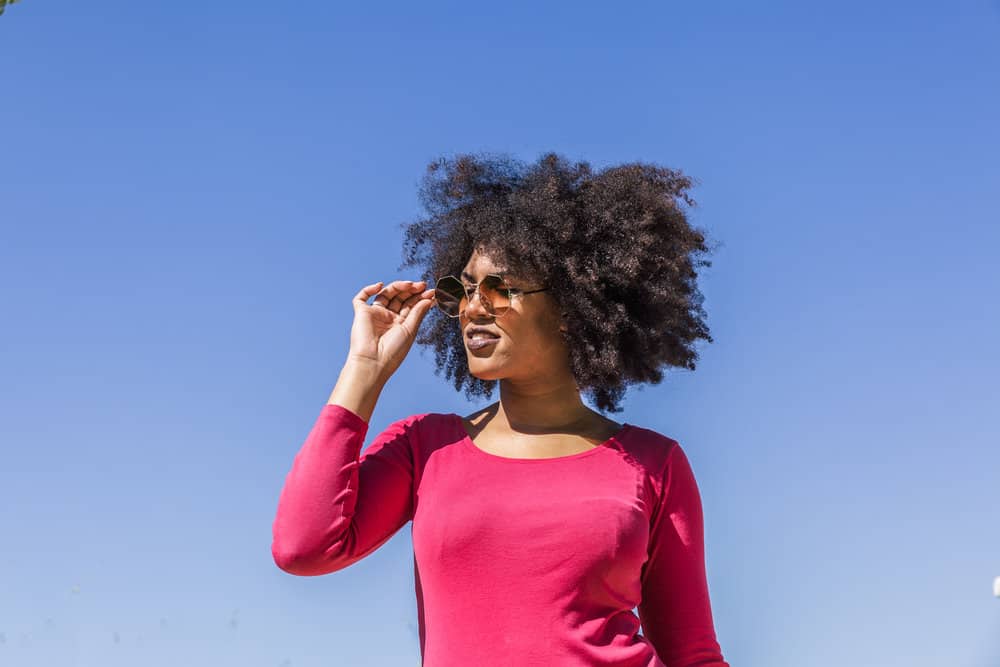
[458, 248, 570, 383]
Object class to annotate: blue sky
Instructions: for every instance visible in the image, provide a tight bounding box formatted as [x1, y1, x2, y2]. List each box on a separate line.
[1, 1, 998, 665]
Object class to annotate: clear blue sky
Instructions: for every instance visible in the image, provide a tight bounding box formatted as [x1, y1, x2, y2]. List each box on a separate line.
[2, 2, 998, 666]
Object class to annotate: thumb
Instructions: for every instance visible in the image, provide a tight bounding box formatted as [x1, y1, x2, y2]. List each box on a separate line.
[403, 292, 435, 332]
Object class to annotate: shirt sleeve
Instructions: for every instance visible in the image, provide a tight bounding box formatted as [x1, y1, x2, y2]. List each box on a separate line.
[271, 403, 416, 576]
[638, 443, 730, 666]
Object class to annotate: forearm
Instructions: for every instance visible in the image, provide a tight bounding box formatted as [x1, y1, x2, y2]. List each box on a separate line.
[327, 357, 389, 424]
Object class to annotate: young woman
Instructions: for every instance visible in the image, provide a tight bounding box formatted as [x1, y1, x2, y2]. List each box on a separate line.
[272, 152, 730, 666]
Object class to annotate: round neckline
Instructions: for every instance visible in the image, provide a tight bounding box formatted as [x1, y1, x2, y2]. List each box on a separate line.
[451, 412, 631, 463]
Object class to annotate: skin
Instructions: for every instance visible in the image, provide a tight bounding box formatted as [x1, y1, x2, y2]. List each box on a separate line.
[455, 248, 623, 458]
[333, 247, 623, 455]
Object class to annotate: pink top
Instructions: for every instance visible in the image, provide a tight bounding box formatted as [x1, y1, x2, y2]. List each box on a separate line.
[272, 404, 729, 667]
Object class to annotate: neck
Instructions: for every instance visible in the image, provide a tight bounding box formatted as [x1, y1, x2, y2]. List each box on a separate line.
[495, 374, 595, 433]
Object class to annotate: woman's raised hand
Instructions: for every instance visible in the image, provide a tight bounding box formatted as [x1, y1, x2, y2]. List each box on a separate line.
[347, 279, 437, 380]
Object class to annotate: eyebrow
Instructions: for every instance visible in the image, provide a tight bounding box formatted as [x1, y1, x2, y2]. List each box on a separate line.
[461, 271, 516, 283]
[461, 270, 511, 282]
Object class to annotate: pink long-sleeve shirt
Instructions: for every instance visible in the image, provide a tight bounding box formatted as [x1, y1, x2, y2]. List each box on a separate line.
[272, 403, 729, 667]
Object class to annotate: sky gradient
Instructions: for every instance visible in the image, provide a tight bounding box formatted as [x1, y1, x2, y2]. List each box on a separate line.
[1, 1, 998, 665]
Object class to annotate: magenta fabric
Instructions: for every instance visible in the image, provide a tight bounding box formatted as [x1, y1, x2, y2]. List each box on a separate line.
[272, 404, 729, 667]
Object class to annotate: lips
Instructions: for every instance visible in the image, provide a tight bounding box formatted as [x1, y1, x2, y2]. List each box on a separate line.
[467, 337, 499, 350]
[466, 326, 501, 350]
[465, 326, 501, 341]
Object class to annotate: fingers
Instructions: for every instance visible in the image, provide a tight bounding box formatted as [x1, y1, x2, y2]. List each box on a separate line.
[353, 281, 384, 310]
[397, 291, 422, 318]
[399, 288, 435, 319]
[372, 280, 427, 310]
[385, 291, 408, 313]
[403, 289, 437, 330]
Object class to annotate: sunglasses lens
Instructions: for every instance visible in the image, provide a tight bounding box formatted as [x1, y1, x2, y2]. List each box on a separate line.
[434, 277, 466, 317]
[480, 275, 511, 316]
[433, 275, 512, 317]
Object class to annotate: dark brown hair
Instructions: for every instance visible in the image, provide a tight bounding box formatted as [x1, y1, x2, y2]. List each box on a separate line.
[398, 151, 716, 413]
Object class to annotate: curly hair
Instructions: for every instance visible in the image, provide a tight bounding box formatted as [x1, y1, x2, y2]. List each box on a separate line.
[397, 151, 716, 414]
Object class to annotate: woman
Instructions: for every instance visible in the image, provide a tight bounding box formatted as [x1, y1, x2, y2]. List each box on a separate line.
[271, 152, 730, 666]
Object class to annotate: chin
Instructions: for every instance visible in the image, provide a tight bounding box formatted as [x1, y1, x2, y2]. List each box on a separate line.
[469, 368, 501, 381]
[467, 361, 505, 382]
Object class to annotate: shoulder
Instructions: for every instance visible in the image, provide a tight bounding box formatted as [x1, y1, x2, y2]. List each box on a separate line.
[360, 411, 461, 470]
[619, 422, 682, 470]
[618, 423, 698, 503]
[370, 410, 461, 449]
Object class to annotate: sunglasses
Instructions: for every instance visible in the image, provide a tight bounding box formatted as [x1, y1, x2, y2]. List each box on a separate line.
[433, 273, 549, 318]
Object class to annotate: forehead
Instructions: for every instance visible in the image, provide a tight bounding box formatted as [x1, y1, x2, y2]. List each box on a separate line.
[460, 249, 515, 279]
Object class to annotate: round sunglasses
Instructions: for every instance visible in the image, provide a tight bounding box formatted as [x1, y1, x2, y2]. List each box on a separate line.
[433, 273, 548, 318]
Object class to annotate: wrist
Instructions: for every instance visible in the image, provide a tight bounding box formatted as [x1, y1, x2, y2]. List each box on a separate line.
[326, 357, 390, 421]
[341, 355, 391, 387]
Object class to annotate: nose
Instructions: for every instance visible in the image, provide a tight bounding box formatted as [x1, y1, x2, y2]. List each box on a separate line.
[463, 286, 493, 320]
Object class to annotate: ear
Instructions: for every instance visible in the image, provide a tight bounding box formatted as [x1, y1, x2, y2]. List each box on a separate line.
[559, 311, 568, 333]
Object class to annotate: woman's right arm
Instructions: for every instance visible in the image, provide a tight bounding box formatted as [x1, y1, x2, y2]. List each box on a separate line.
[270, 280, 436, 576]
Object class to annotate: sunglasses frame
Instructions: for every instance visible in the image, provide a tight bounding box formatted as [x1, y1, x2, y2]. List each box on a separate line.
[433, 273, 549, 319]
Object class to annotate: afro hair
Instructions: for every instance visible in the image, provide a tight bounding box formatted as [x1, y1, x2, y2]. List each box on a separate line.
[398, 151, 716, 413]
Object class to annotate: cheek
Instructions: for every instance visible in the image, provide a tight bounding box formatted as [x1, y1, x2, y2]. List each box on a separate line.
[523, 320, 568, 358]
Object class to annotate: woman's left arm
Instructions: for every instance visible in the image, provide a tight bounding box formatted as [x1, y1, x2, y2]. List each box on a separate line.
[637, 443, 731, 667]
